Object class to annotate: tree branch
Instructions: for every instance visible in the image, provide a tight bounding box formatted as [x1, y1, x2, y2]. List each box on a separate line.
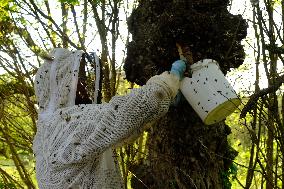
[28, 0, 79, 48]
[61, 2, 69, 48]
[240, 74, 284, 118]
[71, 5, 86, 51]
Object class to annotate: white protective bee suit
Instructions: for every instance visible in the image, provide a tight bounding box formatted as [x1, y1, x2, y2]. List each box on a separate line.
[33, 48, 180, 189]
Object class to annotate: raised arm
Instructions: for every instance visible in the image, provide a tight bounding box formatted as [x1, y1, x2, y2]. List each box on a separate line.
[44, 61, 186, 165]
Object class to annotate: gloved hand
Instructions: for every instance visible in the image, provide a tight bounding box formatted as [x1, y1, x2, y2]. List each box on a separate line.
[170, 60, 186, 80]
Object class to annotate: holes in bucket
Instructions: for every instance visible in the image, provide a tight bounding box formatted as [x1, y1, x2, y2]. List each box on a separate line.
[194, 89, 198, 94]
[206, 77, 208, 81]
[198, 102, 200, 105]
[197, 80, 199, 83]
[214, 79, 218, 82]
[205, 110, 209, 113]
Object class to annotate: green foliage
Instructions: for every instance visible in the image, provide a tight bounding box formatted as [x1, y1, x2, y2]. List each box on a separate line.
[57, 0, 81, 5]
[272, 0, 281, 6]
[0, 73, 36, 187]
[221, 163, 238, 189]
[0, 0, 12, 21]
[0, 75, 34, 98]
[0, 0, 15, 41]
[169, 180, 178, 189]
[0, 182, 16, 189]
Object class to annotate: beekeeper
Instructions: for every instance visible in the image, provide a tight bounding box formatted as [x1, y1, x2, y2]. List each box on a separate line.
[33, 48, 186, 189]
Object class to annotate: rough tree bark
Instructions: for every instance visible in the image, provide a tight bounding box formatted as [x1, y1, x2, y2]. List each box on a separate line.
[124, 0, 247, 188]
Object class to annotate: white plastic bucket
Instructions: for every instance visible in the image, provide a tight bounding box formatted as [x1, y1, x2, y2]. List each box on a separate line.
[180, 59, 241, 125]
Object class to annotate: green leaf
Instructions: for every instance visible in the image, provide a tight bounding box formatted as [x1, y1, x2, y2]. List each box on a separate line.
[58, 0, 80, 5]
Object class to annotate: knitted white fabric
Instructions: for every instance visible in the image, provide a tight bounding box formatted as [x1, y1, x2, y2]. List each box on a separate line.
[33, 48, 180, 189]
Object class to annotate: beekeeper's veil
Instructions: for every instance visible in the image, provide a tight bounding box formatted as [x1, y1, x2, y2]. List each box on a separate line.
[34, 48, 99, 119]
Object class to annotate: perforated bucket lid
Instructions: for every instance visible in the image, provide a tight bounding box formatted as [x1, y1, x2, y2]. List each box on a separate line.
[180, 59, 240, 125]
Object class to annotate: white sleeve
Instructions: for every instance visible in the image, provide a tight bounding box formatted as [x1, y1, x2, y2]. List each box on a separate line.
[49, 72, 180, 165]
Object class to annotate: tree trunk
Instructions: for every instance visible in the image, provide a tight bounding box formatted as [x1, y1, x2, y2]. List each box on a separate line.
[131, 103, 236, 189]
[124, 0, 247, 188]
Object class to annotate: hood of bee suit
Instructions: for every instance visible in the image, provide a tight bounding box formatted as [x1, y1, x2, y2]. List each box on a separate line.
[34, 48, 84, 119]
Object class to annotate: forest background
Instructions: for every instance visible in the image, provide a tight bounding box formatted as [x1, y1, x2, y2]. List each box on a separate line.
[0, 0, 283, 188]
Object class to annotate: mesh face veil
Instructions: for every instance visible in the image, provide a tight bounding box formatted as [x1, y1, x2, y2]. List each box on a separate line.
[75, 53, 102, 105]
[34, 49, 101, 120]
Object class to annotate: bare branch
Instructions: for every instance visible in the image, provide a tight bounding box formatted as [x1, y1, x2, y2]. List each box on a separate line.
[240, 74, 284, 118]
[71, 5, 86, 51]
